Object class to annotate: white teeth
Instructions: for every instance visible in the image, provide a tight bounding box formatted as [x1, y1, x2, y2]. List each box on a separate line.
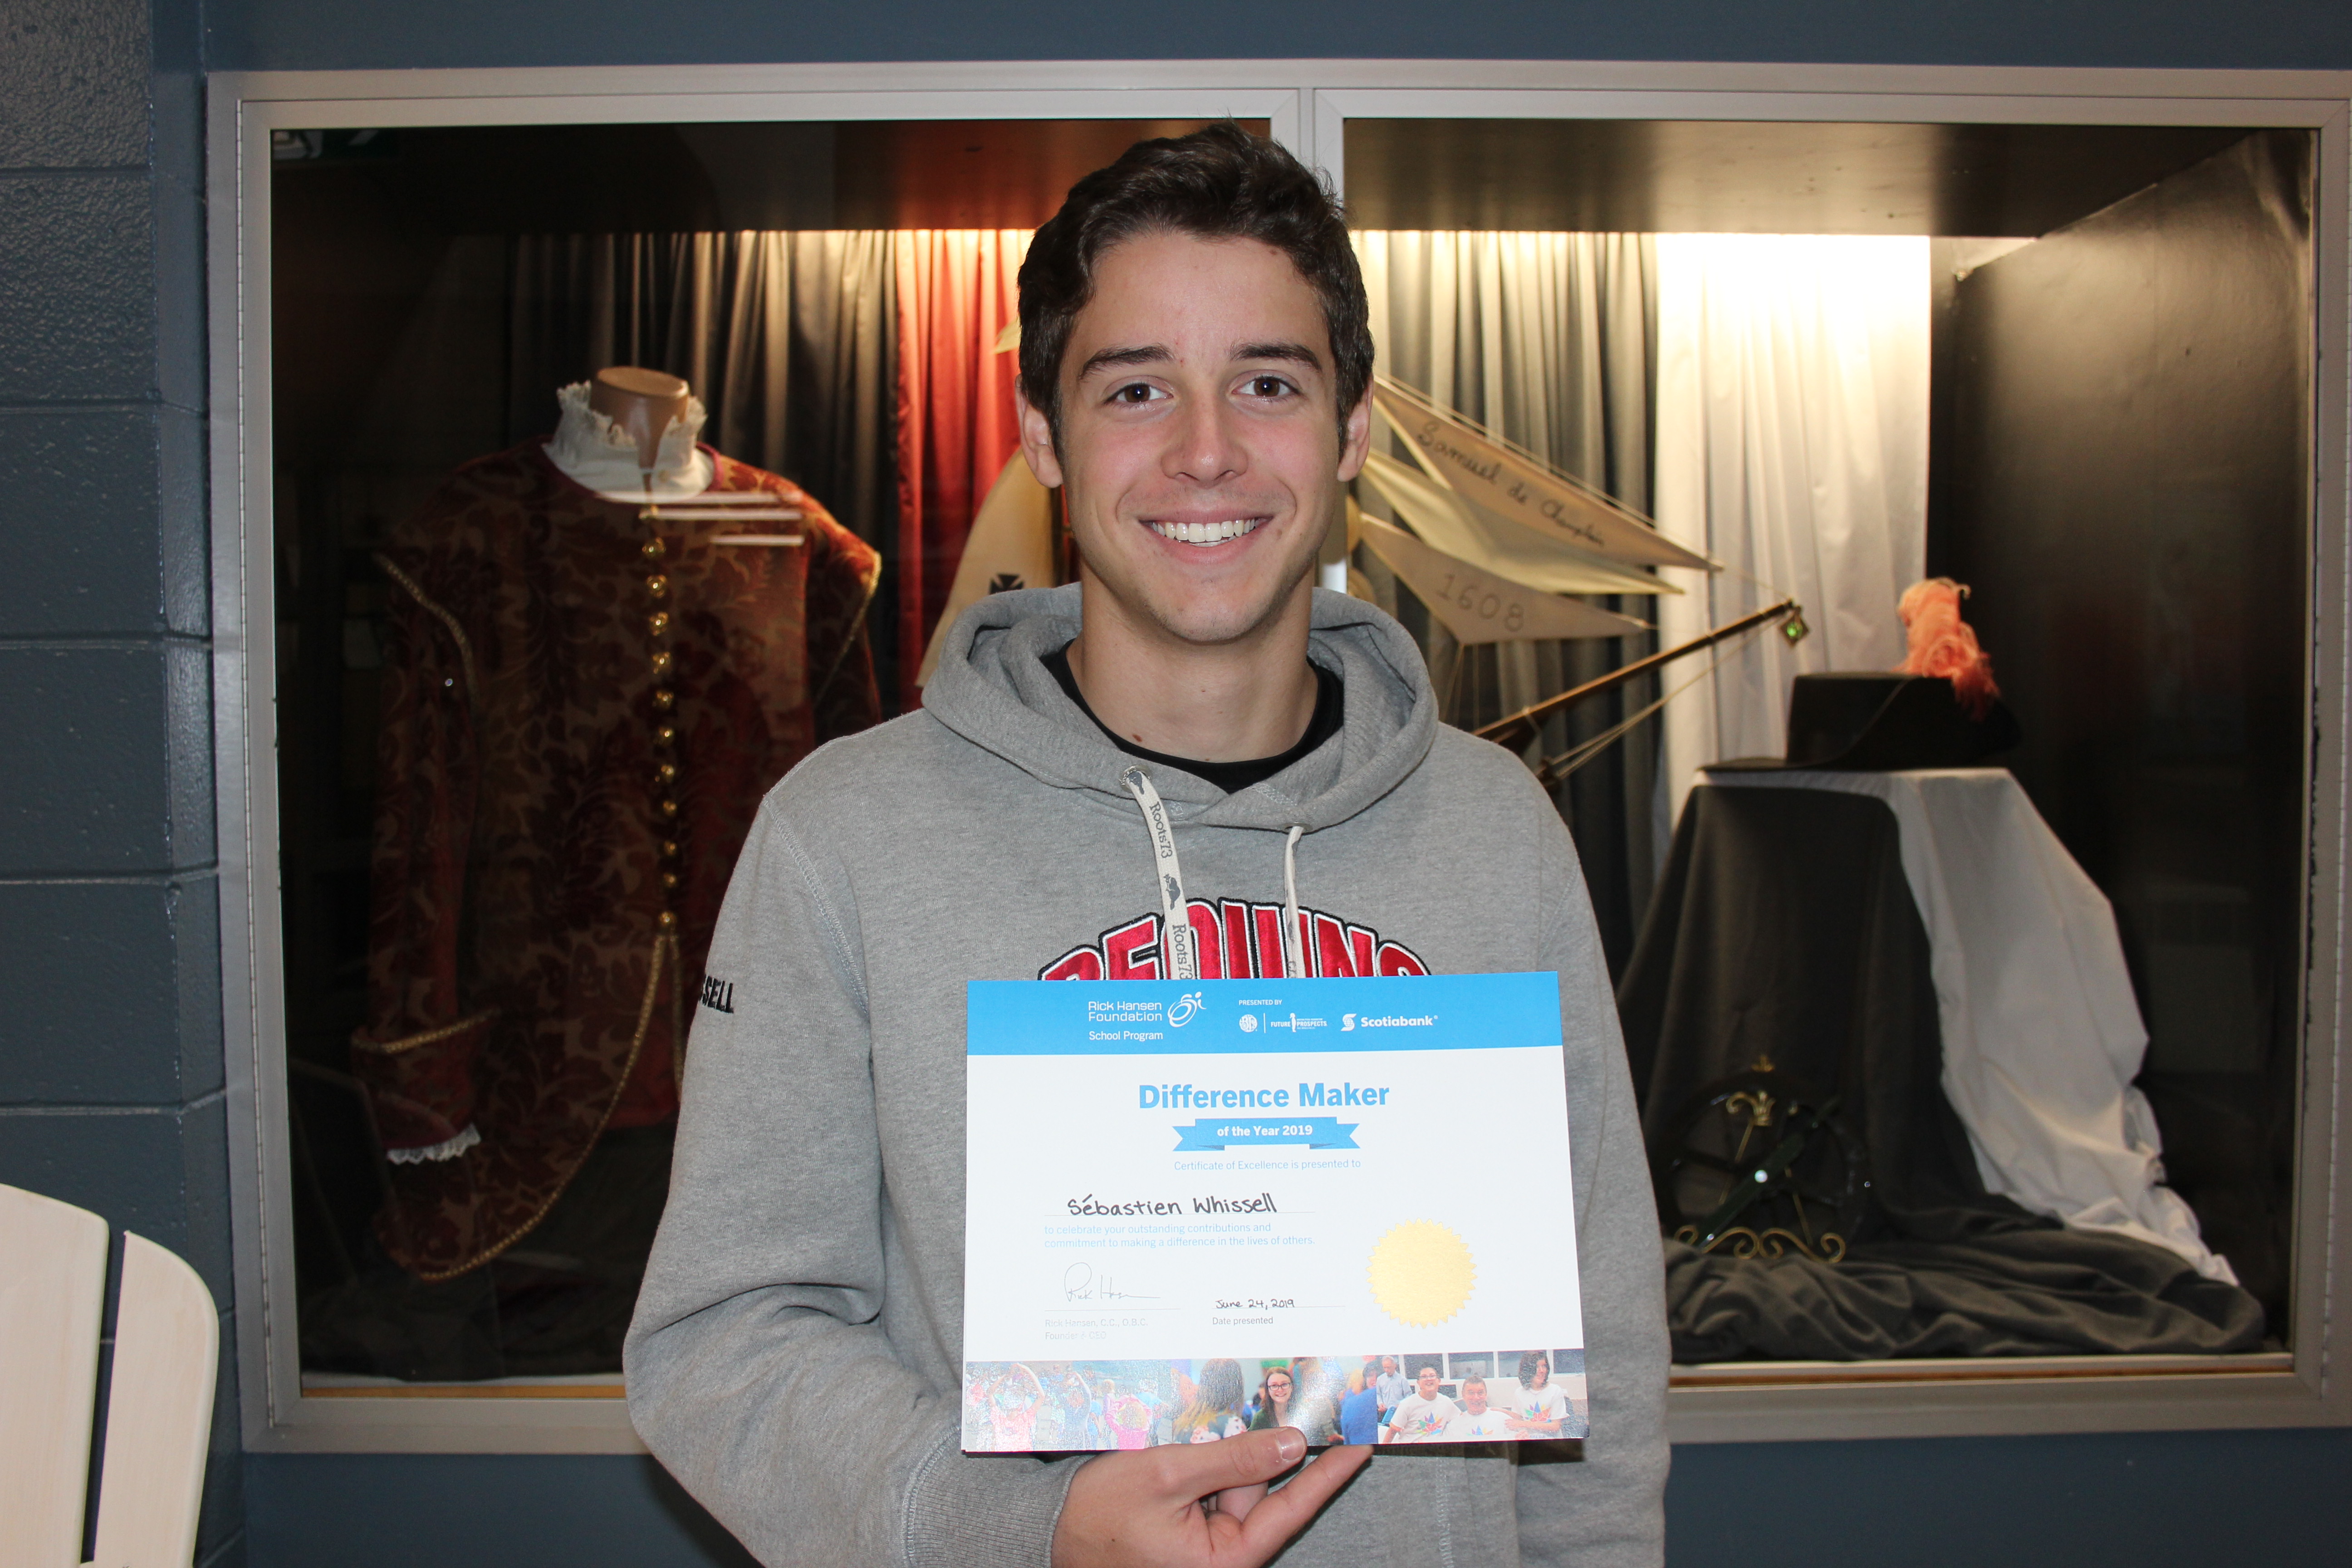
[1152, 517, 1263, 545]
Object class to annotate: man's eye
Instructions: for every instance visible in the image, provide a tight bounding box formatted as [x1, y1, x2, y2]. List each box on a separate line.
[1244, 375, 1295, 398]
[1110, 382, 1163, 405]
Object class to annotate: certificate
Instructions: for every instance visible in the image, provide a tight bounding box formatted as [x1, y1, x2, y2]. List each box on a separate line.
[961, 973, 1587, 1452]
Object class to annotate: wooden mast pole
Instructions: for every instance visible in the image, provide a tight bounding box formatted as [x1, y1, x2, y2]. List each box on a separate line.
[1472, 600, 1802, 754]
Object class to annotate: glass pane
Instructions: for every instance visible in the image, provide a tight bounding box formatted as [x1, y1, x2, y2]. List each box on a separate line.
[1344, 117, 2312, 1364]
[270, 118, 1258, 1385]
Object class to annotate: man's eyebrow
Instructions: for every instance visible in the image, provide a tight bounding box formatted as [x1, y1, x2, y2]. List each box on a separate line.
[1234, 341, 1324, 371]
[1076, 344, 1172, 381]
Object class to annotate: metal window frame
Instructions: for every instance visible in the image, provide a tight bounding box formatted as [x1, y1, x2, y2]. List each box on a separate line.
[208, 57, 2352, 1454]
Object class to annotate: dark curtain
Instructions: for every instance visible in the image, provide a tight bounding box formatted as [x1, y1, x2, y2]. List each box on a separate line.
[1353, 232, 1661, 971]
[507, 231, 903, 704]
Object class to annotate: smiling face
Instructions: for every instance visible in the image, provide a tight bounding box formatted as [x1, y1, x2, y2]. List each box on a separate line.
[1416, 1367, 1440, 1400]
[1019, 229, 1371, 652]
[1463, 1379, 1488, 1416]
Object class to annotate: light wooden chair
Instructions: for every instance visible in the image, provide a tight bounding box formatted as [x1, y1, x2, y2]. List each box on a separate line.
[0, 1183, 219, 1568]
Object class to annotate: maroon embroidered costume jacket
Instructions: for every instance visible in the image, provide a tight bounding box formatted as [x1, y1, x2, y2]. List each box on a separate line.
[354, 441, 881, 1279]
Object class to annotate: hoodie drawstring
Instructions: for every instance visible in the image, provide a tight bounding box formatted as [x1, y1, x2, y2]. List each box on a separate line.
[1122, 765, 1311, 982]
[1281, 825, 1307, 980]
[1121, 768, 1199, 981]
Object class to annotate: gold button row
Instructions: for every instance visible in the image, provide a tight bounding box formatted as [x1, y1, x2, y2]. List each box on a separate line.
[645, 530, 681, 932]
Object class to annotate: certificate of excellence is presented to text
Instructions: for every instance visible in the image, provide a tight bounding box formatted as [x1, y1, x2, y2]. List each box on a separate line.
[961, 973, 1588, 1452]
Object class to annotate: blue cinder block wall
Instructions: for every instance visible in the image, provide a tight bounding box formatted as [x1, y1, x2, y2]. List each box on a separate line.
[5, 4, 2347, 1565]
[0, 0, 235, 1562]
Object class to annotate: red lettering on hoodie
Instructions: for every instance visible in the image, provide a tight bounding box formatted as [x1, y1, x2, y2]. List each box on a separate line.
[1101, 914, 1161, 980]
[1184, 900, 1226, 978]
[1220, 899, 1255, 979]
[1039, 905, 1427, 982]
[1312, 912, 1379, 978]
[1039, 945, 1104, 982]
[1250, 905, 1289, 979]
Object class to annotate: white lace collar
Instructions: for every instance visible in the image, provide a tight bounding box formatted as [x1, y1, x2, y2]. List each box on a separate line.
[543, 380, 716, 502]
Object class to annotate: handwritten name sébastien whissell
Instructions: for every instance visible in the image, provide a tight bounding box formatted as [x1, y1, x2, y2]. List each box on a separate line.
[1065, 1191, 1280, 1217]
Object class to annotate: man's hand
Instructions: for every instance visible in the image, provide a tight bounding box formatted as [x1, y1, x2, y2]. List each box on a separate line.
[1050, 1430, 1370, 1568]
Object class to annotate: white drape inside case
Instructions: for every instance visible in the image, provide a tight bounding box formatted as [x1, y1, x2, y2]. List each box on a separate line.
[1651, 234, 1932, 848]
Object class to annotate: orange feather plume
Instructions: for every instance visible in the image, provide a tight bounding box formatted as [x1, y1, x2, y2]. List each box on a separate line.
[1896, 577, 2000, 719]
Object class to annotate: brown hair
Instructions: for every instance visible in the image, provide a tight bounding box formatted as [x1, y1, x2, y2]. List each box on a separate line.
[1016, 122, 1372, 446]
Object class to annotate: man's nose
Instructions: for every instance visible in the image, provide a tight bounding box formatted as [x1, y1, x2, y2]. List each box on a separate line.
[1162, 395, 1245, 485]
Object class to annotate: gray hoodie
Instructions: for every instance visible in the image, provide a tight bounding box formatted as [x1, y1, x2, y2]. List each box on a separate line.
[625, 585, 1668, 1568]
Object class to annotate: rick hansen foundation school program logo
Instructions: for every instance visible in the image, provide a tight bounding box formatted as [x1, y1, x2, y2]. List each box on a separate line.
[1039, 902, 1429, 981]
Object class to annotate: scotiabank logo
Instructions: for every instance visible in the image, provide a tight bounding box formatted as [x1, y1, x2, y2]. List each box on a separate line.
[1039, 901, 1429, 982]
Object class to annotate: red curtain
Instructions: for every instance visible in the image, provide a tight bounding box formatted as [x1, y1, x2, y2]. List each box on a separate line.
[894, 230, 1028, 710]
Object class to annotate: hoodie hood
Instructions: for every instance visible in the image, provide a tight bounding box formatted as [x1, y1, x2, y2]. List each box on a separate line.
[921, 583, 1439, 834]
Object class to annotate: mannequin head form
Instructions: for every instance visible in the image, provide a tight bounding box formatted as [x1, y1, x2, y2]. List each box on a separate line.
[544, 369, 711, 502]
[588, 367, 692, 472]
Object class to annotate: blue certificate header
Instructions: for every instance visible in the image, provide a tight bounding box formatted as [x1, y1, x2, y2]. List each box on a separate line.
[965, 973, 1561, 1057]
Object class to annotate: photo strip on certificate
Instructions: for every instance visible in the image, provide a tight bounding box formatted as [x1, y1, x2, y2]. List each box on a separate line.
[961, 974, 1588, 1451]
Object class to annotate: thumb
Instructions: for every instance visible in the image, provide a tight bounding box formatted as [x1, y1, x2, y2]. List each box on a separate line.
[1179, 1427, 1308, 1496]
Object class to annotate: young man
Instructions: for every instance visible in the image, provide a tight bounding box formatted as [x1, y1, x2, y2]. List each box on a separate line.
[1444, 1377, 1520, 1442]
[625, 124, 1667, 1568]
[1383, 1363, 1462, 1444]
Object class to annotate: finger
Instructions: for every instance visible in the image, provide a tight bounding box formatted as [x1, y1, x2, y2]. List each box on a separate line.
[1212, 1480, 1270, 1523]
[1234, 1445, 1372, 1553]
[1184, 1426, 1308, 1496]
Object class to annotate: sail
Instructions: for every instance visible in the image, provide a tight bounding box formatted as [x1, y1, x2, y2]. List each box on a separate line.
[916, 451, 1057, 686]
[1357, 451, 1678, 598]
[1357, 514, 1649, 646]
[1372, 376, 1717, 573]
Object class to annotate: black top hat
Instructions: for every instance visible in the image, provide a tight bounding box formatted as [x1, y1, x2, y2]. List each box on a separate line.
[1706, 673, 2022, 774]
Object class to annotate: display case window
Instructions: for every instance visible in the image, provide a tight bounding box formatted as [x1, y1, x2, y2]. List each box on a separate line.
[212, 66, 2350, 1448]
[268, 117, 1254, 1391]
[1343, 117, 2312, 1372]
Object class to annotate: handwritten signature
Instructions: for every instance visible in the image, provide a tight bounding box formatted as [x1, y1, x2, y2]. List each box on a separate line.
[1063, 1263, 1158, 1303]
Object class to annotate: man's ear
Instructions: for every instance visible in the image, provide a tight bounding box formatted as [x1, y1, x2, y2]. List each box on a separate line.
[1335, 391, 1373, 483]
[1016, 386, 1065, 489]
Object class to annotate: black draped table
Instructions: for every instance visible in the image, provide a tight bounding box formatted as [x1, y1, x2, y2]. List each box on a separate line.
[1617, 776, 2262, 1362]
